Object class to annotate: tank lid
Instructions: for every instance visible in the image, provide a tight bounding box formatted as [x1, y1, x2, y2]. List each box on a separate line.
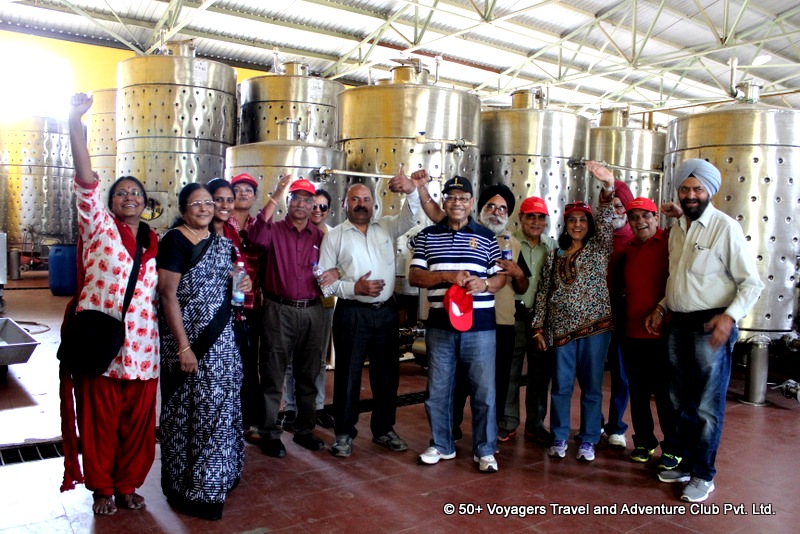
[598, 106, 629, 127]
[283, 62, 309, 76]
[510, 87, 547, 110]
[162, 39, 196, 58]
[391, 58, 429, 85]
[735, 79, 762, 104]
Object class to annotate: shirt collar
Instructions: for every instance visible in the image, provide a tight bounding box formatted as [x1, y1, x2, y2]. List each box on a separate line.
[436, 216, 478, 233]
[679, 201, 716, 232]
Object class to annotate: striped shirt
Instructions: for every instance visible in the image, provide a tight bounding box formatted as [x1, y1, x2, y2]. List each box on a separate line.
[411, 217, 501, 331]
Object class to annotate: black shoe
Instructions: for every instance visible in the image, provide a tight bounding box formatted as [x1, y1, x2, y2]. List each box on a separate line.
[453, 427, 463, 441]
[316, 412, 335, 429]
[293, 433, 324, 451]
[497, 428, 516, 442]
[372, 430, 408, 452]
[260, 438, 286, 458]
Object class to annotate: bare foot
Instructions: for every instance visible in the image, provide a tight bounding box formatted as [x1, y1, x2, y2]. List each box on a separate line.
[92, 494, 118, 515]
[115, 492, 146, 510]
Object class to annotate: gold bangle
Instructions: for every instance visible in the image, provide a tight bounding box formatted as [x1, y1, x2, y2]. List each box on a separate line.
[655, 306, 665, 317]
[178, 345, 191, 355]
[269, 197, 278, 206]
[484, 279, 490, 292]
[424, 196, 434, 204]
[533, 332, 542, 339]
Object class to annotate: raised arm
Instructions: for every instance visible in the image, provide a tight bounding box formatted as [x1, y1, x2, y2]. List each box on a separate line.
[68, 93, 96, 184]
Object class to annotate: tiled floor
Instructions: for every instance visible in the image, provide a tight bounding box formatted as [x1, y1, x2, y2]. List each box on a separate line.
[1, 275, 799, 533]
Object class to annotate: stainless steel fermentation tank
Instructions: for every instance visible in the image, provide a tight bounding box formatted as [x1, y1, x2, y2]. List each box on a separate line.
[338, 62, 481, 299]
[116, 41, 237, 231]
[226, 63, 345, 224]
[480, 88, 590, 237]
[589, 107, 666, 203]
[0, 117, 75, 246]
[666, 80, 800, 404]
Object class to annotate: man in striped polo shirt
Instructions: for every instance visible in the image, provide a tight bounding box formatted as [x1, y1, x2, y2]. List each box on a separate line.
[409, 176, 504, 473]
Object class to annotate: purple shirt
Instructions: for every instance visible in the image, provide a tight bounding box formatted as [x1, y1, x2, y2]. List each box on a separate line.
[248, 215, 323, 300]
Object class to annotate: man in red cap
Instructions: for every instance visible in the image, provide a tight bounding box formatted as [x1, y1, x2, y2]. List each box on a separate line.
[504, 196, 557, 445]
[229, 172, 267, 441]
[603, 180, 634, 450]
[248, 177, 329, 458]
[618, 197, 678, 467]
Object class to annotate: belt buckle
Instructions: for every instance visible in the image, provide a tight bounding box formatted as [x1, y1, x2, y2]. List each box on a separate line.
[371, 301, 383, 310]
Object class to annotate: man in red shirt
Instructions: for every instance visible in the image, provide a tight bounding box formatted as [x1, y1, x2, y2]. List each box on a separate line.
[620, 197, 677, 467]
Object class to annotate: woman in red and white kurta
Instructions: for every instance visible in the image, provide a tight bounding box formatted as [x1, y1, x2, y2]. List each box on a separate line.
[60, 93, 160, 516]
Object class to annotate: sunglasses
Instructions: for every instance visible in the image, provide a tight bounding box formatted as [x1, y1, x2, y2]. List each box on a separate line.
[239, 230, 250, 252]
[313, 204, 329, 212]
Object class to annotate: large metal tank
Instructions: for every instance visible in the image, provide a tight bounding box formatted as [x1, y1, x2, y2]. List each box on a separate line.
[665, 81, 800, 338]
[0, 117, 75, 246]
[238, 62, 344, 148]
[116, 40, 237, 231]
[481, 88, 590, 237]
[338, 60, 481, 222]
[589, 107, 666, 203]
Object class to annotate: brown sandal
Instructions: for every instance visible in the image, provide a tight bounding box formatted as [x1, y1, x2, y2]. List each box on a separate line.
[114, 492, 146, 510]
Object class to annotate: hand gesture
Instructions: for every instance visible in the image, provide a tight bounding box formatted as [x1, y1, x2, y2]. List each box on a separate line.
[388, 166, 416, 194]
[69, 93, 93, 120]
[275, 174, 292, 196]
[410, 169, 431, 189]
[585, 160, 614, 189]
[354, 271, 385, 297]
[661, 201, 683, 219]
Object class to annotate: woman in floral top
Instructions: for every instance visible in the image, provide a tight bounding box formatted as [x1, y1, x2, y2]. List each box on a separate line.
[532, 161, 615, 463]
[61, 93, 160, 515]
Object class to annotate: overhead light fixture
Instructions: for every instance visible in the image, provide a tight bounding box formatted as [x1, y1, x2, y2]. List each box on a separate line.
[752, 54, 772, 66]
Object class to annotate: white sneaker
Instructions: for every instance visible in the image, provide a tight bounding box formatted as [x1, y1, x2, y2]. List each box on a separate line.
[608, 433, 627, 449]
[473, 454, 498, 473]
[548, 439, 568, 458]
[418, 446, 456, 465]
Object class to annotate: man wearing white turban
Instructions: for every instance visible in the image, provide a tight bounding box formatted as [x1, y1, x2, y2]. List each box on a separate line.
[644, 158, 764, 503]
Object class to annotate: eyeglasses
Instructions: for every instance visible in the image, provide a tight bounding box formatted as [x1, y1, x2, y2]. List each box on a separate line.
[113, 189, 144, 198]
[313, 204, 329, 212]
[443, 194, 472, 204]
[483, 202, 508, 215]
[289, 193, 314, 205]
[186, 200, 215, 209]
[238, 230, 250, 251]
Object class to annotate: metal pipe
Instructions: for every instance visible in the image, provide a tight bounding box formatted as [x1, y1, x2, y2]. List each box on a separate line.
[310, 166, 399, 182]
[567, 158, 664, 176]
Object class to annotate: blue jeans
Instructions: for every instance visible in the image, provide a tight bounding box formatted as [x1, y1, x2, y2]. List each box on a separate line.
[604, 332, 629, 436]
[665, 319, 737, 481]
[425, 328, 496, 457]
[550, 332, 611, 444]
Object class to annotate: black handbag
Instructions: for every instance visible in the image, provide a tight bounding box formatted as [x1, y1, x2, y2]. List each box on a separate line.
[57, 234, 144, 376]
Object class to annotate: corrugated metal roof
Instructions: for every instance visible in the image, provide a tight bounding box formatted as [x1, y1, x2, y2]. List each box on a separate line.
[1, 0, 798, 124]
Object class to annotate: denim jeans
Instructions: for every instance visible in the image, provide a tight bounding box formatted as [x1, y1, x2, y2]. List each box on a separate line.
[550, 332, 611, 444]
[603, 332, 629, 436]
[665, 321, 737, 481]
[425, 327, 497, 457]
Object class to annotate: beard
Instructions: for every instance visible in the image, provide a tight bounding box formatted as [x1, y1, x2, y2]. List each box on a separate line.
[680, 196, 709, 220]
[479, 212, 508, 235]
[612, 214, 627, 231]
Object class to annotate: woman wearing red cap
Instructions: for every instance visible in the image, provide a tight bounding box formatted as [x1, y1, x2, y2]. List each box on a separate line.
[531, 161, 615, 462]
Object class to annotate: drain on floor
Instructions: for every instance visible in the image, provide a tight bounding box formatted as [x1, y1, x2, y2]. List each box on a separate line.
[0, 441, 63, 466]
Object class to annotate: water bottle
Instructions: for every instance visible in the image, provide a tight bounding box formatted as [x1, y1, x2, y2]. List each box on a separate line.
[312, 262, 335, 298]
[231, 261, 246, 306]
[501, 235, 513, 261]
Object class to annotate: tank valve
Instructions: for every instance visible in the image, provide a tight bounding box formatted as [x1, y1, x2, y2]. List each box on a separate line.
[567, 158, 587, 169]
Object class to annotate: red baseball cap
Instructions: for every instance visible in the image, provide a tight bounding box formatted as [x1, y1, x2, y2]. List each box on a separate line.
[289, 178, 316, 196]
[520, 196, 549, 216]
[627, 197, 658, 214]
[564, 201, 593, 218]
[444, 285, 473, 332]
[231, 173, 259, 190]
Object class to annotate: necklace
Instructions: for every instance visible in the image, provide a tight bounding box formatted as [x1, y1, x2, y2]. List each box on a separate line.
[183, 224, 210, 240]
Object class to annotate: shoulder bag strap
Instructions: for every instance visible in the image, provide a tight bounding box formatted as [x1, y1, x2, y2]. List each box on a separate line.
[119, 227, 146, 321]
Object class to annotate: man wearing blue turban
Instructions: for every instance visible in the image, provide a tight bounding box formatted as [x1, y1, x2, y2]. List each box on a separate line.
[644, 158, 764, 503]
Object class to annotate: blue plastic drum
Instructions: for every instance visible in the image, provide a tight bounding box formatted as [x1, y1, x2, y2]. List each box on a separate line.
[48, 244, 78, 296]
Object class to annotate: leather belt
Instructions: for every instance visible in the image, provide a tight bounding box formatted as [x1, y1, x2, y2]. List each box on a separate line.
[266, 294, 320, 309]
[340, 296, 395, 310]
